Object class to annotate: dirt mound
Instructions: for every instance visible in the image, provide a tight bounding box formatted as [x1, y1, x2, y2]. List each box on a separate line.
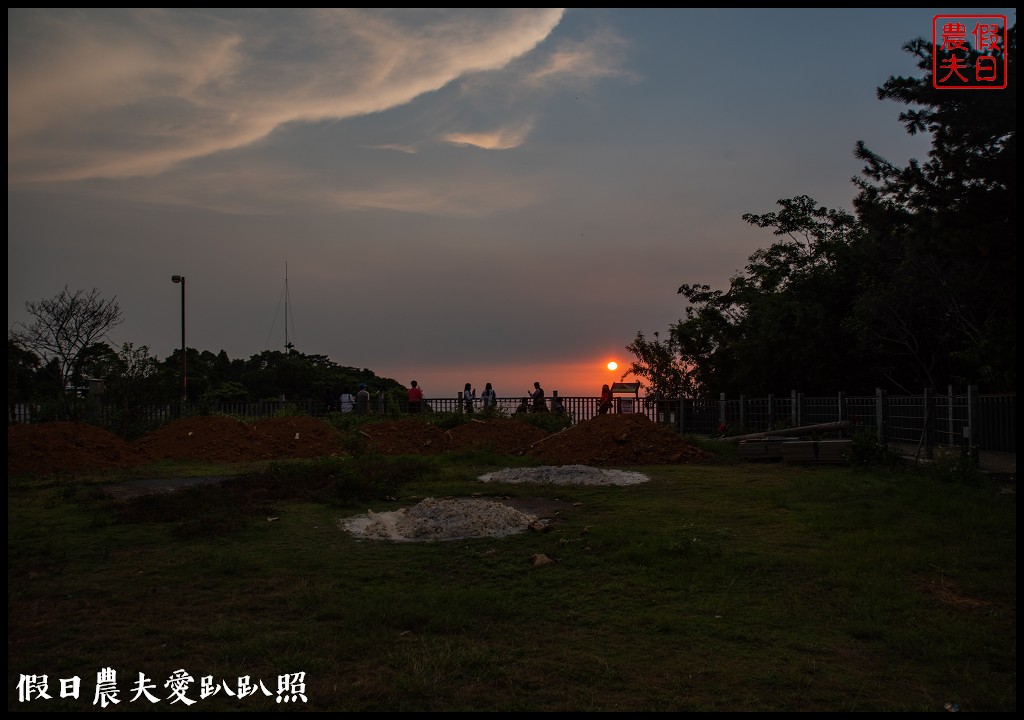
[525, 413, 712, 466]
[130, 415, 347, 463]
[251, 416, 347, 459]
[7, 421, 149, 477]
[445, 418, 549, 454]
[8, 413, 712, 477]
[131, 415, 265, 463]
[361, 418, 449, 455]
[361, 417, 549, 456]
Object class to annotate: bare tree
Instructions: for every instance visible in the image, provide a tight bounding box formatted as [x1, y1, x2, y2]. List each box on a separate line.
[9, 286, 124, 419]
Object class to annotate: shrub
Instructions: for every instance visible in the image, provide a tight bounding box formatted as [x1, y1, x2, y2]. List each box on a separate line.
[915, 451, 985, 486]
[513, 410, 573, 434]
[429, 412, 471, 430]
[849, 431, 903, 468]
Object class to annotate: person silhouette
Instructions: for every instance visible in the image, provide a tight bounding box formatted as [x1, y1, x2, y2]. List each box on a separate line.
[407, 380, 423, 413]
[355, 384, 370, 414]
[529, 381, 546, 412]
[481, 382, 497, 410]
[339, 389, 355, 414]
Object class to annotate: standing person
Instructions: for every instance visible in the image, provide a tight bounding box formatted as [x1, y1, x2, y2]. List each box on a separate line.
[598, 384, 613, 415]
[529, 381, 546, 412]
[355, 383, 371, 414]
[407, 380, 424, 414]
[463, 383, 476, 414]
[481, 382, 497, 410]
[339, 389, 355, 414]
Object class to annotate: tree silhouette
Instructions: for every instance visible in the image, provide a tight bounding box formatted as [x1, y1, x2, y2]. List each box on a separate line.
[9, 287, 123, 419]
[853, 23, 1016, 390]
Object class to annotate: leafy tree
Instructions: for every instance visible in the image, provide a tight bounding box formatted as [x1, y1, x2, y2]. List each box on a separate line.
[8, 339, 42, 419]
[641, 25, 1015, 397]
[202, 381, 251, 404]
[852, 23, 1016, 391]
[75, 342, 120, 386]
[9, 287, 124, 419]
[239, 350, 315, 401]
[622, 330, 691, 398]
[101, 343, 163, 438]
[158, 347, 246, 404]
[668, 196, 870, 396]
[190, 350, 222, 401]
[731, 197, 873, 393]
[211, 350, 245, 386]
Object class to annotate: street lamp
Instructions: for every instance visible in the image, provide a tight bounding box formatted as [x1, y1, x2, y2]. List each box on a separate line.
[171, 275, 186, 408]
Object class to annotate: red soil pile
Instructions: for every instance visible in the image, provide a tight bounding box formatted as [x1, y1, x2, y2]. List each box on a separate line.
[130, 415, 347, 464]
[8, 421, 150, 477]
[527, 413, 713, 467]
[360, 418, 449, 455]
[361, 418, 549, 456]
[448, 418, 549, 454]
[8, 413, 711, 477]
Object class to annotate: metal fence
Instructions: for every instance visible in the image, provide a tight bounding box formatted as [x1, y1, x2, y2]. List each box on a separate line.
[8, 386, 1015, 454]
[352, 387, 1014, 454]
[631, 387, 1013, 454]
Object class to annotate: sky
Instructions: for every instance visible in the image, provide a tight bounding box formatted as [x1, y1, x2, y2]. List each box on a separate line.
[8, 8, 1015, 399]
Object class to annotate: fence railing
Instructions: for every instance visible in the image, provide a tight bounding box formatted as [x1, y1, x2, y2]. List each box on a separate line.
[8, 386, 1015, 454]
[634, 387, 1013, 455]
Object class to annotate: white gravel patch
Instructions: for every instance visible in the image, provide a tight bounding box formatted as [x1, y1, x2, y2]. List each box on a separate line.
[341, 465, 648, 543]
[341, 497, 538, 543]
[479, 464, 650, 486]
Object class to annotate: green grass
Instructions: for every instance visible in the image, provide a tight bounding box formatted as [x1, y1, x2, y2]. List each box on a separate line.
[7, 452, 1016, 712]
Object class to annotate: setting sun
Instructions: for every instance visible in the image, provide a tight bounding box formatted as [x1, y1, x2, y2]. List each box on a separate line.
[607, 361, 618, 371]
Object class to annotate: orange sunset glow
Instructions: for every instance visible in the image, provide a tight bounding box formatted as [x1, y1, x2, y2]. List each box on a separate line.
[373, 358, 639, 399]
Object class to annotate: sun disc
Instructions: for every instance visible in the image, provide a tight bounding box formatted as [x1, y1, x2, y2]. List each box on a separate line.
[607, 361, 618, 371]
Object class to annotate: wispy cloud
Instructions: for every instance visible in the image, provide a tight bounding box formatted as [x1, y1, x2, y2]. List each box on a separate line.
[56, 157, 544, 218]
[363, 143, 419, 155]
[325, 178, 541, 217]
[439, 120, 536, 150]
[8, 8, 566, 184]
[526, 29, 632, 85]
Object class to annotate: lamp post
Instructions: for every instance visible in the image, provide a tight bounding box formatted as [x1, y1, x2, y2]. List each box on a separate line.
[171, 275, 186, 408]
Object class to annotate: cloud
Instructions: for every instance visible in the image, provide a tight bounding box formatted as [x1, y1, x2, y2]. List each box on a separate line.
[439, 120, 536, 150]
[526, 29, 632, 85]
[8, 8, 566, 184]
[8, 9, 640, 220]
[50, 157, 544, 218]
[363, 143, 419, 155]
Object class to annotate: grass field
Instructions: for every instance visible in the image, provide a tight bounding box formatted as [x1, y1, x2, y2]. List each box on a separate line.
[7, 447, 1016, 712]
